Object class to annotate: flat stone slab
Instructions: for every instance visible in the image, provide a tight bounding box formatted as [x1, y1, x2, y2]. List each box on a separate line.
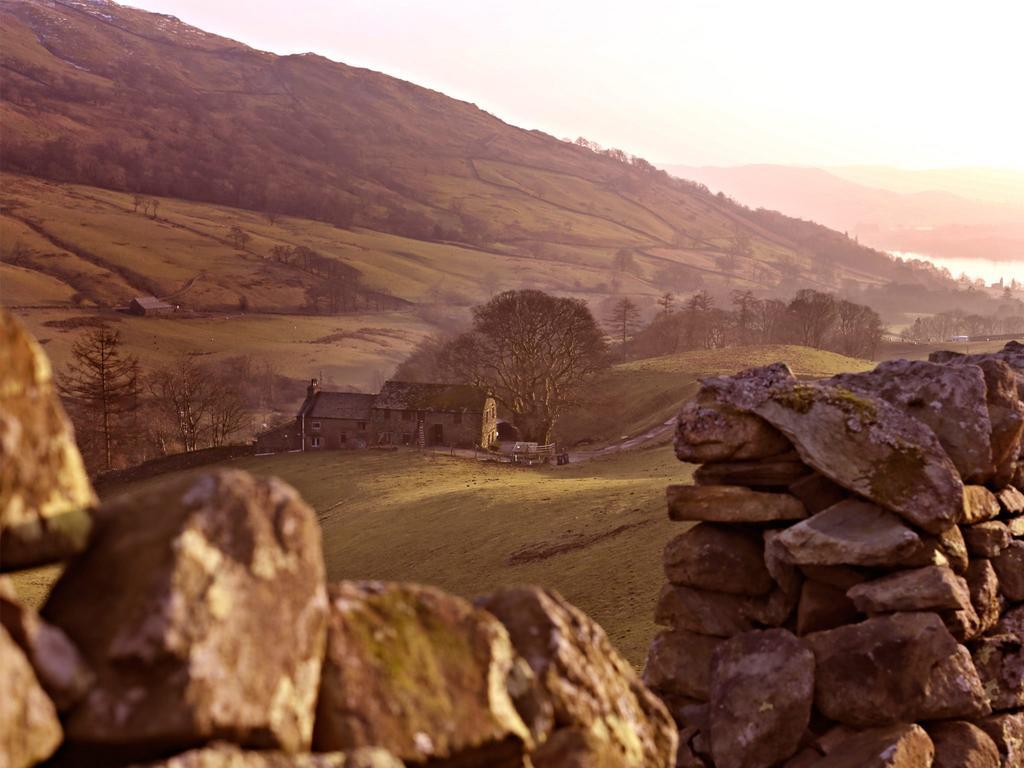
[963, 521, 1012, 557]
[847, 565, 974, 615]
[663, 523, 774, 596]
[667, 484, 807, 523]
[805, 613, 990, 727]
[774, 499, 924, 567]
[694, 457, 812, 487]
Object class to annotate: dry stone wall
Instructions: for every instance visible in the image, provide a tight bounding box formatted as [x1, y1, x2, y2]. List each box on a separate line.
[647, 341, 1024, 768]
[0, 309, 677, 767]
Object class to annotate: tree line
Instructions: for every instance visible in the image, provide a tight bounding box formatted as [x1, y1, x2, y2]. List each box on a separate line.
[608, 288, 885, 360]
[902, 309, 1024, 343]
[58, 327, 298, 472]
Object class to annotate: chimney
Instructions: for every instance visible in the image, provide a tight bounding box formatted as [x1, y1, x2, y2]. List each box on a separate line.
[307, 378, 319, 398]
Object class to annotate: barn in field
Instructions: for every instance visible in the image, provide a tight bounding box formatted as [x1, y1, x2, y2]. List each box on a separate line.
[127, 296, 175, 315]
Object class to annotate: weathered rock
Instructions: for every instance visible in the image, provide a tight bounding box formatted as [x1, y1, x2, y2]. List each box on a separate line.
[972, 712, 1024, 768]
[798, 564, 870, 590]
[0, 575, 92, 711]
[847, 565, 975, 615]
[709, 629, 814, 768]
[974, 358, 1024, 488]
[964, 522, 1012, 557]
[999, 485, 1024, 516]
[963, 485, 1003, 524]
[971, 634, 1024, 711]
[936, 523, 970, 573]
[0, 624, 63, 768]
[806, 612, 990, 726]
[928, 721, 1000, 768]
[667, 485, 807, 523]
[786, 724, 934, 768]
[774, 499, 924, 567]
[0, 310, 95, 571]
[995, 603, 1024, 639]
[655, 584, 796, 638]
[43, 470, 328, 752]
[749, 381, 964, 533]
[787, 473, 849, 515]
[831, 358, 995, 483]
[128, 743, 405, 767]
[675, 365, 795, 463]
[796, 580, 860, 635]
[693, 453, 811, 488]
[763, 529, 803, 599]
[643, 629, 721, 700]
[967, 559, 1003, 635]
[992, 540, 1024, 600]
[663, 524, 774, 596]
[480, 586, 678, 768]
[314, 582, 532, 764]
[1006, 516, 1024, 537]
[528, 725, 632, 768]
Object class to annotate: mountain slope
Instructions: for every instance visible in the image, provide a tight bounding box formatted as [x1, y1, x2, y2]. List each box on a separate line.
[0, 0, 959, 309]
[664, 164, 1024, 264]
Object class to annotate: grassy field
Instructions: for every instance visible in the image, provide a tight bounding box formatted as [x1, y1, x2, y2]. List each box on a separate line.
[556, 344, 876, 446]
[11, 307, 436, 394]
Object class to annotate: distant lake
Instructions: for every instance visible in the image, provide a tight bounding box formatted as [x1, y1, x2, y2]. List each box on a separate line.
[891, 251, 1024, 285]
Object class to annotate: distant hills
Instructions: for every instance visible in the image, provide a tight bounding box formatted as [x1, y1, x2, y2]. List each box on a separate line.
[663, 164, 1024, 264]
[0, 0, 971, 316]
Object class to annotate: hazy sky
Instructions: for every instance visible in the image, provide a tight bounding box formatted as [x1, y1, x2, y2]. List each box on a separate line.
[128, 0, 1024, 170]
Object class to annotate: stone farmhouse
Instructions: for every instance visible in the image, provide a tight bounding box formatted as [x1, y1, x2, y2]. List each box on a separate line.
[256, 379, 498, 453]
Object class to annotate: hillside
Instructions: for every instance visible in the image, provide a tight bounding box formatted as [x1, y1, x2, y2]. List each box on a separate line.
[665, 163, 1024, 266]
[556, 344, 875, 447]
[0, 0, 961, 316]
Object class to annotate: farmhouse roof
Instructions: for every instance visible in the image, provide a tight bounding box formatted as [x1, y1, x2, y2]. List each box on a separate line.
[374, 381, 489, 412]
[130, 296, 174, 311]
[306, 391, 375, 420]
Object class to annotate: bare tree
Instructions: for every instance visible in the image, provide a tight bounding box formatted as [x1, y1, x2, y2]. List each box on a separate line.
[788, 289, 837, 348]
[148, 355, 212, 452]
[207, 370, 249, 446]
[59, 327, 139, 470]
[731, 289, 760, 345]
[833, 299, 883, 358]
[438, 289, 607, 443]
[605, 297, 642, 347]
[657, 292, 675, 315]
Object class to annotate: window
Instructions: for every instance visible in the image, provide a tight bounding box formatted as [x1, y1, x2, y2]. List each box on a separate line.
[311, 421, 321, 432]
[340, 433, 347, 444]
[357, 421, 366, 430]
[453, 412, 463, 425]
[311, 437, 321, 448]
[382, 410, 391, 421]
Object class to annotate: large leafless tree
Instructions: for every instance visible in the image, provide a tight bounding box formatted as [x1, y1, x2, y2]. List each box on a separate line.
[59, 327, 140, 471]
[439, 290, 607, 443]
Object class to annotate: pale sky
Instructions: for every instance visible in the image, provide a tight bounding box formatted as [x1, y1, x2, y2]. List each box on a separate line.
[127, 0, 1024, 170]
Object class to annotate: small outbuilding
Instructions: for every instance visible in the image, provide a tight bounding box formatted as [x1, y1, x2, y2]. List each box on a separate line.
[128, 296, 176, 316]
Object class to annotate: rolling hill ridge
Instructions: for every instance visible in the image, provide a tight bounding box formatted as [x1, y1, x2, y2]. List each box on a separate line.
[0, 0, 961, 315]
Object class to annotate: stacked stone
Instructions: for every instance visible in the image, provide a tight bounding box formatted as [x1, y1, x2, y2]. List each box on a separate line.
[644, 344, 1024, 768]
[0, 308, 678, 768]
